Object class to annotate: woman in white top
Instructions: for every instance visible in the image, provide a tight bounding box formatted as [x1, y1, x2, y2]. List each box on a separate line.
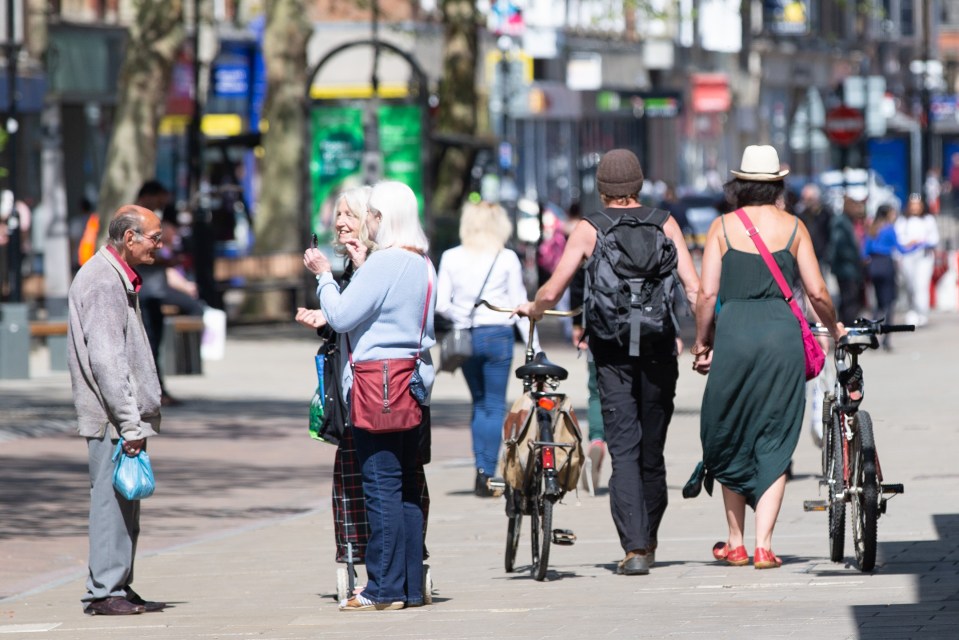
[895, 194, 940, 327]
[436, 201, 536, 496]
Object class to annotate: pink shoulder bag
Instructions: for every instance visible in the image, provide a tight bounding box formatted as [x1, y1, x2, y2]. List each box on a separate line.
[733, 208, 825, 381]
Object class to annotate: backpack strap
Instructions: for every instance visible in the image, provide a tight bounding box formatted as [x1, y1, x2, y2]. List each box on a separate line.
[636, 207, 670, 228]
[585, 209, 617, 234]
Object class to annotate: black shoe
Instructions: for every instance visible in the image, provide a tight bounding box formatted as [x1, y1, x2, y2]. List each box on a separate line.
[128, 593, 166, 612]
[84, 597, 145, 616]
[474, 471, 493, 497]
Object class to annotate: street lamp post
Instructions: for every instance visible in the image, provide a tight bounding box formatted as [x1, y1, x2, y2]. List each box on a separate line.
[2, 0, 22, 303]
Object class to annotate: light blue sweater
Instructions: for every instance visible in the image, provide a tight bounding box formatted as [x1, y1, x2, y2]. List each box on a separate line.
[317, 247, 437, 404]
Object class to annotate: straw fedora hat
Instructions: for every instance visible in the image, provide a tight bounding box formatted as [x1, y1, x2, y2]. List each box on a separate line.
[730, 145, 789, 181]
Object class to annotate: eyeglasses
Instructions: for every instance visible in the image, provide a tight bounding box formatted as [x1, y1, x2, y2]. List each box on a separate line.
[135, 230, 164, 245]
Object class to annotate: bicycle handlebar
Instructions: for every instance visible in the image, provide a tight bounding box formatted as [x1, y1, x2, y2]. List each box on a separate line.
[475, 299, 583, 318]
[809, 320, 915, 337]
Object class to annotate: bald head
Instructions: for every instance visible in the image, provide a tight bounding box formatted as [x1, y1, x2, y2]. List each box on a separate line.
[108, 205, 156, 248]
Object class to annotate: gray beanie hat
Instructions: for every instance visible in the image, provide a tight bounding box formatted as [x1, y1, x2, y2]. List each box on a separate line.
[596, 149, 644, 197]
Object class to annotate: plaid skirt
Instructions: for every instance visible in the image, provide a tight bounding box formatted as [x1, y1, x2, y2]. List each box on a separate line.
[332, 425, 430, 564]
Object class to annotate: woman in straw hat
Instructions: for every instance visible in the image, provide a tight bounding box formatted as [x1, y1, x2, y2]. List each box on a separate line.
[690, 145, 845, 569]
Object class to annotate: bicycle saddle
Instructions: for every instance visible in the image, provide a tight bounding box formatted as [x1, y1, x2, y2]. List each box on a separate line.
[515, 352, 568, 381]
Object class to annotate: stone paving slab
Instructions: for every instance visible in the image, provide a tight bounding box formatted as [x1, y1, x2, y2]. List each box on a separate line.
[0, 315, 957, 638]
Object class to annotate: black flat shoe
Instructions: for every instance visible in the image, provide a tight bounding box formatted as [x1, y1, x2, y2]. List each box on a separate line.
[84, 597, 144, 616]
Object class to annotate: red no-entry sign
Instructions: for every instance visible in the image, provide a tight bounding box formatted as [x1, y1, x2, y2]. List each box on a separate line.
[824, 106, 865, 147]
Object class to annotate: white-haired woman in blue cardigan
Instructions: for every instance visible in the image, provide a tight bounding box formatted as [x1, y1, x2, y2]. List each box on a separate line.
[304, 181, 436, 611]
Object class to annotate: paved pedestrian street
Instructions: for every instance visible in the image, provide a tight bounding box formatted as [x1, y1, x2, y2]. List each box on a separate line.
[1, 316, 956, 639]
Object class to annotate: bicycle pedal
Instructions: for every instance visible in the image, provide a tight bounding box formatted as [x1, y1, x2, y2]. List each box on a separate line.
[803, 500, 828, 512]
[881, 483, 904, 495]
[551, 529, 576, 545]
[487, 477, 506, 496]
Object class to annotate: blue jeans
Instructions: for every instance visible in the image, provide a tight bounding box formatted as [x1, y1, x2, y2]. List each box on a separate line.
[461, 325, 514, 475]
[352, 424, 424, 605]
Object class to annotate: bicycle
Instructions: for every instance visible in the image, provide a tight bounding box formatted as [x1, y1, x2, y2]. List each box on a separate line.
[804, 318, 913, 572]
[478, 300, 584, 581]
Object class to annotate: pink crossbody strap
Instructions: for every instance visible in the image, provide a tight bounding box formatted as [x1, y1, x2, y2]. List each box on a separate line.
[732, 208, 802, 316]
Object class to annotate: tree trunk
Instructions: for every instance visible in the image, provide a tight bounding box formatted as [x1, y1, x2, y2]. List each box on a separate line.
[253, 0, 312, 254]
[97, 0, 183, 234]
[432, 0, 479, 217]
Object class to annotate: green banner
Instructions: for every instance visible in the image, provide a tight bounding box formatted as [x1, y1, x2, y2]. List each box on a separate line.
[309, 106, 364, 245]
[378, 104, 424, 215]
[310, 103, 424, 246]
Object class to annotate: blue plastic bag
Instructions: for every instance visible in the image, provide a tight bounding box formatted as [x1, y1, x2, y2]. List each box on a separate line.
[112, 440, 156, 501]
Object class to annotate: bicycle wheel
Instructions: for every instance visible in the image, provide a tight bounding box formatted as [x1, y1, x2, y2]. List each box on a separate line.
[530, 493, 553, 581]
[504, 487, 522, 573]
[827, 408, 846, 563]
[850, 411, 879, 572]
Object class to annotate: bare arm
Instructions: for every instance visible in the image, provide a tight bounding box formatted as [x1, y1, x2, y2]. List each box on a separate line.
[517, 220, 596, 320]
[664, 216, 700, 306]
[794, 222, 843, 341]
[692, 217, 722, 368]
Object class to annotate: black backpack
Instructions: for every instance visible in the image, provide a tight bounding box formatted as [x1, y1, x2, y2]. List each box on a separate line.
[583, 208, 688, 356]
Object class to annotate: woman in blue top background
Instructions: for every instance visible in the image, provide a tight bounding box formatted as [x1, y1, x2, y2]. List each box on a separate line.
[863, 204, 911, 350]
[303, 181, 436, 611]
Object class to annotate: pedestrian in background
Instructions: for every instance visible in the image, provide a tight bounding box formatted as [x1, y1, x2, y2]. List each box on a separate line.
[863, 204, 908, 349]
[795, 183, 832, 269]
[133, 180, 180, 406]
[828, 195, 866, 323]
[67, 205, 166, 615]
[435, 201, 537, 497]
[304, 181, 436, 611]
[895, 194, 940, 327]
[516, 148, 700, 576]
[692, 145, 845, 570]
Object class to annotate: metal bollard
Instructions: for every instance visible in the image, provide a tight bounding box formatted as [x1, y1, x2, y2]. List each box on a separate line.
[0, 303, 30, 379]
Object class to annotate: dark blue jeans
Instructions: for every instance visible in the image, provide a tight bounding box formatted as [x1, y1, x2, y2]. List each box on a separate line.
[352, 424, 424, 605]
[461, 325, 514, 475]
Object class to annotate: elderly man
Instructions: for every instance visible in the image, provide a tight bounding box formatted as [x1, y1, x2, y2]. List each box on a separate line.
[68, 205, 166, 615]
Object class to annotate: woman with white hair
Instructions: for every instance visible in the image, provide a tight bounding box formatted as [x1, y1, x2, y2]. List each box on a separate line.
[435, 201, 537, 496]
[304, 181, 436, 611]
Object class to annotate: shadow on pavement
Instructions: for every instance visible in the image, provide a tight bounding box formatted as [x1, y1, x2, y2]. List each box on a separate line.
[850, 513, 959, 639]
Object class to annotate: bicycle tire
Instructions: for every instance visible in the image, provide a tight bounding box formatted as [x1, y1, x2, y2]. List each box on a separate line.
[504, 488, 522, 573]
[821, 394, 834, 475]
[531, 494, 553, 581]
[827, 408, 846, 563]
[850, 411, 879, 572]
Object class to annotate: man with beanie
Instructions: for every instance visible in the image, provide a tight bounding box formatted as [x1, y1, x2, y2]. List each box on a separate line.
[515, 149, 700, 575]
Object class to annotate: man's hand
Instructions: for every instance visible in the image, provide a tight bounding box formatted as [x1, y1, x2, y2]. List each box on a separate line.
[122, 438, 145, 456]
[513, 301, 543, 321]
[571, 325, 588, 350]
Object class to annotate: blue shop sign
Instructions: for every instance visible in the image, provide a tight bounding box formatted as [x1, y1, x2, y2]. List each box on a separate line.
[213, 62, 250, 98]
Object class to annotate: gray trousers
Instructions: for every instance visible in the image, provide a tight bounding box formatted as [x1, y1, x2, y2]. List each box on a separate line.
[82, 431, 140, 605]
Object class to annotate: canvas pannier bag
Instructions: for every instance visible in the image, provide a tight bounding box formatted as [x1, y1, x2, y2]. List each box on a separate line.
[500, 395, 584, 493]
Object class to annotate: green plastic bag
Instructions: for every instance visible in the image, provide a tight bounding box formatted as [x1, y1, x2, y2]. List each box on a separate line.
[309, 352, 326, 440]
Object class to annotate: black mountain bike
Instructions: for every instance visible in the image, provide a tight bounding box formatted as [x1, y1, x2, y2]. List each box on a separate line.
[479, 301, 583, 581]
[804, 318, 913, 572]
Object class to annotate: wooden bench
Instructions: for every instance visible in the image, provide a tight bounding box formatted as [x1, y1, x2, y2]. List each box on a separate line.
[160, 313, 205, 376]
[213, 252, 305, 320]
[29, 320, 69, 371]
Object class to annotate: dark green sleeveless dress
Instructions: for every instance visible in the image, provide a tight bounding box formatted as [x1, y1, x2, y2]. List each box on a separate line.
[700, 217, 805, 508]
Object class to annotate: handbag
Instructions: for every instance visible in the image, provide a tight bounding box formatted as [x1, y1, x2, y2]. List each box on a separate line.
[349, 257, 433, 434]
[681, 461, 714, 499]
[734, 208, 826, 381]
[438, 252, 500, 373]
[309, 342, 345, 445]
[112, 440, 156, 501]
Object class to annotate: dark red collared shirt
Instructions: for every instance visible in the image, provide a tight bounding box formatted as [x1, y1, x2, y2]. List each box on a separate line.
[106, 245, 142, 292]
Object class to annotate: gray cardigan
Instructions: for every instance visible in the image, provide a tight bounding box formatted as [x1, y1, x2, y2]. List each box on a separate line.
[67, 247, 161, 440]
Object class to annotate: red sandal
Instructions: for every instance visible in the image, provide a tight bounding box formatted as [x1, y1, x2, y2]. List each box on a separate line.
[712, 542, 749, 566]
[753, 547, 782, 569]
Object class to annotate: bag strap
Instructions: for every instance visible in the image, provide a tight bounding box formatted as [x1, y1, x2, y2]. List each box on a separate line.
[469, 251, 501, 325]
[348, 255, 433, 367]
[733, 208, 804, 320]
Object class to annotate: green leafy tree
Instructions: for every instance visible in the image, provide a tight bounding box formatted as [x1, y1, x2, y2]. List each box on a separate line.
[253, 0, 312, 253]
[97, 0, 184, 236]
